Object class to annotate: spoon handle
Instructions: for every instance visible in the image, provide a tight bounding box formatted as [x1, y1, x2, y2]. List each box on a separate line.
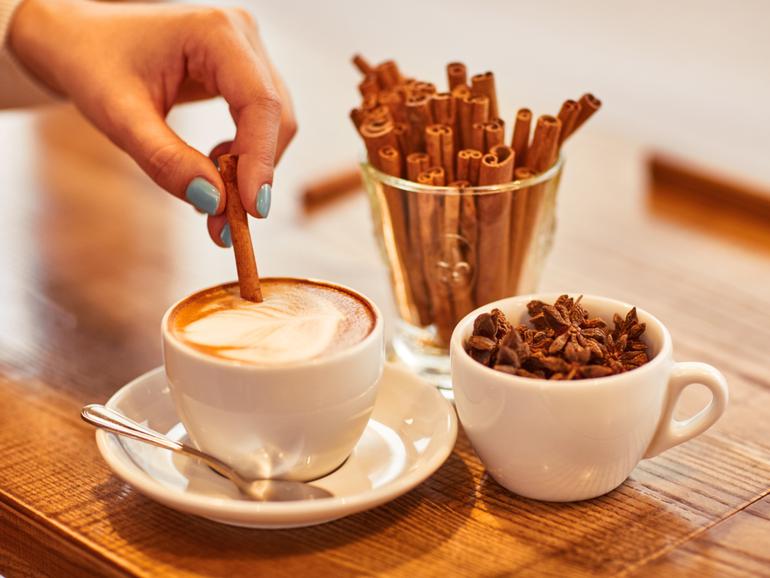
[81, 403, 240, 481]
[81, 404, 186, 452]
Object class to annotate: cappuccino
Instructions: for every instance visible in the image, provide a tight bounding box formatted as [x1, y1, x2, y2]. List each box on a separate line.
[169, 279, 376, 365]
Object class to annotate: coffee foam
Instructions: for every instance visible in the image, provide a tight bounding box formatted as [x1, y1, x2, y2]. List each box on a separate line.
[169, 280, 375, 365]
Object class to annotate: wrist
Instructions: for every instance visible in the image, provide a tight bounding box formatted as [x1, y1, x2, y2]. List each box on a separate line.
[8, 0, 81, 95]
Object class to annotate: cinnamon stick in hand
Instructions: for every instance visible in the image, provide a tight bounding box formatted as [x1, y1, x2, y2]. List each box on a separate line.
[218, 154, 263, 302]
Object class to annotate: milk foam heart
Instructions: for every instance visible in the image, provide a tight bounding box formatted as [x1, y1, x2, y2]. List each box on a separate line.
[169, 279, 375, 365]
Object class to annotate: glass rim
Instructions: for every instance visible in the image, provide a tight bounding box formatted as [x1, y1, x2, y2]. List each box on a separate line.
[361, 153, 564, 196]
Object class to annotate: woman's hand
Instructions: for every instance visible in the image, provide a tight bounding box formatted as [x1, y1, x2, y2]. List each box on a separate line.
[9, 0, 296, 246]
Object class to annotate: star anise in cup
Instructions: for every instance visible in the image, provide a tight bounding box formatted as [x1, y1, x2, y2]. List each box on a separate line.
[465, 296, 650, 380]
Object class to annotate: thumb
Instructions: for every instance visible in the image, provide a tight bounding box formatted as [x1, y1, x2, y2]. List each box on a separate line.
[112, 99, 225, 215]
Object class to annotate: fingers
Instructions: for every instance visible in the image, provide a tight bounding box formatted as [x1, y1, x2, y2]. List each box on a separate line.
[108, 93, 225, 216]
[207, 213, 231, 248]
[236, 15, 297, 164]
[188, 17, 281, 219]
[206, 141, 233, 248]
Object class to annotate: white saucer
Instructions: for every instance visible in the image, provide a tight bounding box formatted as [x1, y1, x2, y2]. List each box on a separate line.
[95, 363, 457, 528]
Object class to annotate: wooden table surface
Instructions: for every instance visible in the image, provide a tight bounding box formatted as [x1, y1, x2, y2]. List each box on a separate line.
[1, 103, 769, 578]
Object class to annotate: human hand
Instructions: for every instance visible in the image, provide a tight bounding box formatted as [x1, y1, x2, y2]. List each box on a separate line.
[9, 0, 296, 246]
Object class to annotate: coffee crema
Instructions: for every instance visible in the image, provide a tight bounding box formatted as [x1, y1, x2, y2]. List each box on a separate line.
[169, 279, 376, 365]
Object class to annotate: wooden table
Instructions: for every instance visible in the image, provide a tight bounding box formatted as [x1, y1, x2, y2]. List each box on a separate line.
[1, 104, 768, 578]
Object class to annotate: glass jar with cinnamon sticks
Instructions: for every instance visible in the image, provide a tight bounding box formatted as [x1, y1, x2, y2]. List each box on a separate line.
[351, 55, 600, 393]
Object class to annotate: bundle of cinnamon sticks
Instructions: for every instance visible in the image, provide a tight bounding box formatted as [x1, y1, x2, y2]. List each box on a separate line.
[351, 55, 601, 345]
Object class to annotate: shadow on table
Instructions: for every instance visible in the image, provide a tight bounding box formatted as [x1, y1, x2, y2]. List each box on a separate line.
[94, 451, 475, 575]
[475, 472, 700, 576]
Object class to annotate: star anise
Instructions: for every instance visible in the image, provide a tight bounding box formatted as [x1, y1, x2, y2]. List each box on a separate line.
[528, 295, 606, 362]
[604, 333, 649, 374]
[464, 297, 650, 380]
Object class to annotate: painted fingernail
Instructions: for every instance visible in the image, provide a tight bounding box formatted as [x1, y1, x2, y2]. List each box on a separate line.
[219, 223, 232, 248]
[185, 177, 220, 215]
[256, 183, 271, 218]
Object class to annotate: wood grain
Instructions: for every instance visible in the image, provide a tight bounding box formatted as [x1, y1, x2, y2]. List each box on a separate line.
[0, 106, 769, 576]
[631, 496, 770, 578]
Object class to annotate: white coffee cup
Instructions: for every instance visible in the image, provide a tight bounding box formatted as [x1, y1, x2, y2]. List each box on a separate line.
[451, 293, 728, 502]
[162, 279, 385, 481]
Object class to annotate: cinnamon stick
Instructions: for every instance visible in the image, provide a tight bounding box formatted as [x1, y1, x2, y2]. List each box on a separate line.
[352, 54, 373, 75]
[511, 108, 532, 169]
[564, 93, 601, 141]
[470, 122, 485, 152]
[470, 72, 498, 120]
[416, 167, 454, 343]
[456, 148, 483, 186]
[446, 62, 467, 90]
[360, 118, 398, 169]
[516, 116, 561, 294]
[405, 152, 432, 325]
[379, 145, 427, 325]
[406, 152, 430, 181]
[405, 93, 433, 153]
[475, 145, 515, 307]
[483, 119, 505, 152]
[358, 74, 379, 99]
[556, 99, 580, 146]
[508, 166, 535, 292]
[218, 154, 262, 302]
[431, 92, 455, 126]
[375, 60, 401, 89]
[302, 166, 362, 210]
[470, 95, 490, 125]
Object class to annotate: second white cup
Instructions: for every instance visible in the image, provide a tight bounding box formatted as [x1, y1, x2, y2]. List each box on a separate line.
[451, 294, 728, 501]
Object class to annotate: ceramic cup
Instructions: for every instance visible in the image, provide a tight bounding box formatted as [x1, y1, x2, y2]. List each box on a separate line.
[162, 279, 385, 481]
[450, 294, 728, 501]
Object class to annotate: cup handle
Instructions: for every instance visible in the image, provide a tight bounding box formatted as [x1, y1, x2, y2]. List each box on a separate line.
[643, 362, 729, 458]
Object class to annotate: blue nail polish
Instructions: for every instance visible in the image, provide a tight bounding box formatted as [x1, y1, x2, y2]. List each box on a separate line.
[185, 177, 220, 215]
[219, 224, 232, 248]
[256, 183, 271, 218]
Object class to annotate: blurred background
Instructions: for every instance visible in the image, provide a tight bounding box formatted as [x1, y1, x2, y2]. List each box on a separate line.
[2, 0, 770, 363]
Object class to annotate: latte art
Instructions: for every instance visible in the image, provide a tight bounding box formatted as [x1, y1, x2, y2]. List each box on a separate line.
[169, 280, 375, 365]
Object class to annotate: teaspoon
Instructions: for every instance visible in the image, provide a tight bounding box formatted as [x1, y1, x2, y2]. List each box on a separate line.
[81, 404, 333, 502]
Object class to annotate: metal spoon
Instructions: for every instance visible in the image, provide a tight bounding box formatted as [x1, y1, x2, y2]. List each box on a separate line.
[81, 404, 333, 502]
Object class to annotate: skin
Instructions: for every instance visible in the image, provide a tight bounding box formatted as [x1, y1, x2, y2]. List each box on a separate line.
[8, 0, 297, 245]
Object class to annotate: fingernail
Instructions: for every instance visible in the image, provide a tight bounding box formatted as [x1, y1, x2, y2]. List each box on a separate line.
[185, 177, 220, 215]
[256, 183, 271, 218]
[219, 224, 232, 248]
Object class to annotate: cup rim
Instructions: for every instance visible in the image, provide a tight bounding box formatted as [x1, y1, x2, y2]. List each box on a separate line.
[361, 154, 564, 196]
[162, 277, 383, 371]
[450, 293, 673, 387]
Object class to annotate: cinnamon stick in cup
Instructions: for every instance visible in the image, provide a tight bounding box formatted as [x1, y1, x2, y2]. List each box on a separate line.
[470, 72, 499, 120]
[507, 166, 535, 292]
[375, 60, 402, 89]
[352, 54, 373, 75]
[511, 108, 532, 169]
[457, 148, 483, 186]
[405, 93, 434, 153]
[445, 179, 474, 327]
[417, 167, 455, 343]
[405, 152, 432, 325]
[475, 145, 515, 307]
[556, 99, 580, 146]
[378, 145, 427, 325]
[446, 62, 467, 90]
[218, 154, 262, 302]
[564, 93, 601, 141]
[483, 119, 505, 152]
[360, 118, 398, 168]
[517, 116, 562, 293]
